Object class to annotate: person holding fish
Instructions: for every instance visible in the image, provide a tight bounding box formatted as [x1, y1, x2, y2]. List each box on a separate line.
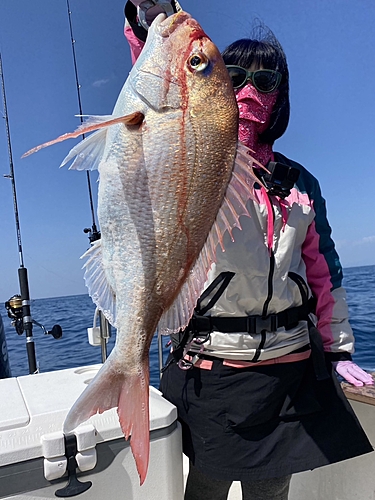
[124, 2, 374, 499]
[23, 2, 373, 498]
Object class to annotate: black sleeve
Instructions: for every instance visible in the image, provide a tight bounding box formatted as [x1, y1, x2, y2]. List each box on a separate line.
[324, 351, 353, 362]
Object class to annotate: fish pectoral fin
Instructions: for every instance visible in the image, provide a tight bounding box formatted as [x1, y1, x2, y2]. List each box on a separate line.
[21, 111, 144, 158]
[81, 239, 117, 326]
[121, 111, 145, 126]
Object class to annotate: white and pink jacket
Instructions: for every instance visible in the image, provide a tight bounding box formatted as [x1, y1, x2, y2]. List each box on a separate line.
[200, 152, 354, 361]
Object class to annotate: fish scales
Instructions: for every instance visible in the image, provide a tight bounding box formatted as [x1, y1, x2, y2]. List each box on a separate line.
[22, 11, 263, 484]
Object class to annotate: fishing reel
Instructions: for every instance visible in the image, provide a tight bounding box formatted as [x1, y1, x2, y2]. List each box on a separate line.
[5, 295, 23, 335]
[5, 294, 62, 339]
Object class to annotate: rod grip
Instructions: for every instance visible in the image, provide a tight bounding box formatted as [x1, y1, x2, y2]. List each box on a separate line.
[26, 339, 37, 374]
[18, 267, 33, 336]
[18, 267, 30, 300]
[18, 267, 37, 374]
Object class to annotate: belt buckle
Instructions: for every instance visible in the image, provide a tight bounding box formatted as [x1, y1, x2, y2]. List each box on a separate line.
[191, 315, 211, 340]
[246, 315, 256, 334]
[137, 0, 175, 30]
[256, 314, 277, 333]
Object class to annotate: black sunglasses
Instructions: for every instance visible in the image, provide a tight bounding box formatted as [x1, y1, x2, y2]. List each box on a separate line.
[226, 65, 282, 93]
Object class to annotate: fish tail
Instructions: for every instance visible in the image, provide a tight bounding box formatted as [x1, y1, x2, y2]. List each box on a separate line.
[63, 356, 150, 485]
[118, 360, 150, 485]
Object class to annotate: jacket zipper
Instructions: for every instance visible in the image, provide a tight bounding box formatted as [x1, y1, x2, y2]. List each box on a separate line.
[251, 196, 276, 362]
[262, 196, 276, 318]
[262, 249, 275, 318]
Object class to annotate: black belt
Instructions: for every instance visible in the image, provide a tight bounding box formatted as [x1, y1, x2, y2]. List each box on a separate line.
[189, 302, 312, 335]
[167, 301, 314, 370]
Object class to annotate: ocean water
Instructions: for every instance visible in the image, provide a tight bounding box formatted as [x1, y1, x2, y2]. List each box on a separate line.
[1, 265, 374, 386]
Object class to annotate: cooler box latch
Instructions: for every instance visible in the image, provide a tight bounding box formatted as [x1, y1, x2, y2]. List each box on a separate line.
[41, 424, 97, 496]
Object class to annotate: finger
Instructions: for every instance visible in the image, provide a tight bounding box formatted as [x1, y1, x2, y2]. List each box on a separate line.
[340, 370, 364, 387]
[347, 365, 374, 384]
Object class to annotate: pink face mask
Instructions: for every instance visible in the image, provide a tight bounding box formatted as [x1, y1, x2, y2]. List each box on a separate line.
[236, 84, 278, 166]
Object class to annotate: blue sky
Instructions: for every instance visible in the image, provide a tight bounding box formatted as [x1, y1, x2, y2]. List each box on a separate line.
[1, 0, 374, 301]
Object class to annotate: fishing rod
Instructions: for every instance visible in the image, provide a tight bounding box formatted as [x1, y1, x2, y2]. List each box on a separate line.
[0, 51, 37, 374]
[66, 0, 100, 245]
[66, 0, 110, 361]
[1, 52, 62, 375]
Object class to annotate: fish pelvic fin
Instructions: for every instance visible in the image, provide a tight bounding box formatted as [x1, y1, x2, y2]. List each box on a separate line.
[63, 355, 150, 485]
[158, 142, 265, 335]
[21, 111, 144, 159]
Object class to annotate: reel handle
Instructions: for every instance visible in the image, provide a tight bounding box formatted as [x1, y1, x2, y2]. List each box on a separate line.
[48, 324, 63, 340]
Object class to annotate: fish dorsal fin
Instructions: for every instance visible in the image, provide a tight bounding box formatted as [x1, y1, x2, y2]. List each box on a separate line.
[158, 142, 263, 335]
[81, 239, 117, 327]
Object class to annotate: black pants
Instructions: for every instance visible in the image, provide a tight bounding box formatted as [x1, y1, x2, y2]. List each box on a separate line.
[160, 354, 372, 481]
[185, 462, 291, 500]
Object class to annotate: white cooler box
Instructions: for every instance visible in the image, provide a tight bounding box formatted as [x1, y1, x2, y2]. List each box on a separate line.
[0, 365, 183, 499]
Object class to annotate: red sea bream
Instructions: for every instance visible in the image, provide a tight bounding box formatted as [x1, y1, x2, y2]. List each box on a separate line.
[23, 11, 262, 484]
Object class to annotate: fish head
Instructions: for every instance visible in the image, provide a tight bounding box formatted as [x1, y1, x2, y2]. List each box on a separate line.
[130, 11, 238, 123]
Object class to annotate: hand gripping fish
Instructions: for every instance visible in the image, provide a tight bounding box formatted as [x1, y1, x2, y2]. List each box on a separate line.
[23, 11, 264, 484]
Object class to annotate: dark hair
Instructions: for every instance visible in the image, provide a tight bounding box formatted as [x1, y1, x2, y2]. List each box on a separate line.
[222, 30, 290, 144]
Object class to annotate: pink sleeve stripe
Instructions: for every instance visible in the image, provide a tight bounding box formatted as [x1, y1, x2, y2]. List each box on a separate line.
[124, 24, 145, 64]
[302, 219, 335, 350]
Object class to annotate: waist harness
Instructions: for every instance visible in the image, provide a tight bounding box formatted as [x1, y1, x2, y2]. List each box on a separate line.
[186, 304, 311, 336]
[168, 271, 315, 368]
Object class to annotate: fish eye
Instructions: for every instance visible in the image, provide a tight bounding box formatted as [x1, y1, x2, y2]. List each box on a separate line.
[188, 53, 209, 72]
